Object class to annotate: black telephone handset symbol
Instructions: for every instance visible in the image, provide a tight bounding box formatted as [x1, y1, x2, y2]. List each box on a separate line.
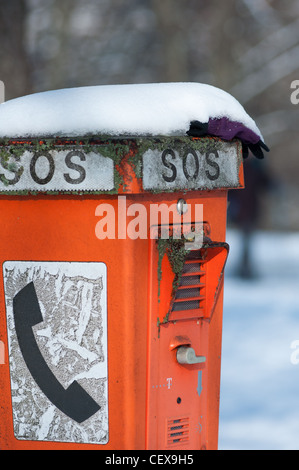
[13, 282, 100, 423]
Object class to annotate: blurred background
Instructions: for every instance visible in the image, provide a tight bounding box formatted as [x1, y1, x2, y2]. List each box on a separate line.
[1, 0, 299, 450]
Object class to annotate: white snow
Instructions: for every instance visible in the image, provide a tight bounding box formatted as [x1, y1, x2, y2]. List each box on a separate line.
[0, 82, 263, 139]
[219, 229, 299, 450]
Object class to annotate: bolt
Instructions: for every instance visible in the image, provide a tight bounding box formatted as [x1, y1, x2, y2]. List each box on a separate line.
[177, 198, 188, 215]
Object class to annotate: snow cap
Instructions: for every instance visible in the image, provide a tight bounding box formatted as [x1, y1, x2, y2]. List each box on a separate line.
[0, 82, 268, 158]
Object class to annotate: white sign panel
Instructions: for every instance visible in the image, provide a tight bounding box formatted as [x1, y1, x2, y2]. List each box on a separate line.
[3, 261, 108, 444]
[0, 149, 114, 192]
[142, 142, 241, 191]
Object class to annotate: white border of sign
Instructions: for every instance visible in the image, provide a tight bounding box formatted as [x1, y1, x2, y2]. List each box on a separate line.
[3, 261, 108, 445]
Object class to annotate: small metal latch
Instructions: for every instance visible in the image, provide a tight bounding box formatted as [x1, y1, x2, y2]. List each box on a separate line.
[176, 346, 206, 365]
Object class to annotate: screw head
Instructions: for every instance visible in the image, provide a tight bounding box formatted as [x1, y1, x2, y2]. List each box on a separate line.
[177, 198, 188, 215]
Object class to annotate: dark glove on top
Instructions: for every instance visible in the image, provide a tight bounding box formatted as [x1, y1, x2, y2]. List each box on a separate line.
[187, 118, 269, 159]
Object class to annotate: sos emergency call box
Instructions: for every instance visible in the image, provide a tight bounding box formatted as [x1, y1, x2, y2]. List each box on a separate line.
[0, 136, 244, 450]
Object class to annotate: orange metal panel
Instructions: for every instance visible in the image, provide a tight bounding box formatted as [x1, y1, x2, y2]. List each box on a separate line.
[0, 197, 147, 450]
[145, 212, 229, 450]
[0, 193, 228, 450]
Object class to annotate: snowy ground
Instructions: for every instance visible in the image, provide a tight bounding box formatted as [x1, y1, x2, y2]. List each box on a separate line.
[218, 229, 299, 450]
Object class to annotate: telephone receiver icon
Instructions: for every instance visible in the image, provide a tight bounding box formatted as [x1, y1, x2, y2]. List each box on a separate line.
[13, 282, 100, 424]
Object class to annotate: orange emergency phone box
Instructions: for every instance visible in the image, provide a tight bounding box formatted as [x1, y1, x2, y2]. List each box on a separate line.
[0, 134, 244, 450]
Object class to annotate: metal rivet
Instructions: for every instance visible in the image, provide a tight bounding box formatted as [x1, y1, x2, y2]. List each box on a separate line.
[177, 198, 188, 215]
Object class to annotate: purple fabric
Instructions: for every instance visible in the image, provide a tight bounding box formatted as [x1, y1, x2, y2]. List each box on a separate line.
[207, 117, 261, 145]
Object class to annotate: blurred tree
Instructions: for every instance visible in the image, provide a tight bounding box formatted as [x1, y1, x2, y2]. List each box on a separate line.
[205, 0, 237, 90]
[151, 0, 188, 82]
[0, 0, 33, 99]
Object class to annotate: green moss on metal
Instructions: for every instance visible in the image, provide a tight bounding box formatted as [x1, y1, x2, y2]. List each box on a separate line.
[135, 135, 223, 157]
[134, 136, 231, 194]
[0, 147, 24, 186]
[156, 236, 188, 329]
[0, 135, 235, 195]
[0, 137, 133, 195]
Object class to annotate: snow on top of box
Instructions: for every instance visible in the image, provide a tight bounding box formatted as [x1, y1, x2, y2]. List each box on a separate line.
[0, 82, 263, 140]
